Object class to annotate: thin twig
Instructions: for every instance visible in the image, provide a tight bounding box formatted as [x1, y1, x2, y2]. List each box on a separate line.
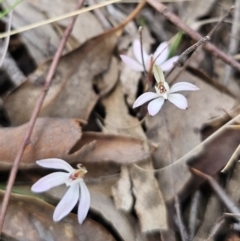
[188, 191, 201, 241]
[190, 168, 240, 219]
[0, 0, 85, 234]
[146, 0, 240, 72]
[165, 6, 234, 79]
[223, 0, 240, 85]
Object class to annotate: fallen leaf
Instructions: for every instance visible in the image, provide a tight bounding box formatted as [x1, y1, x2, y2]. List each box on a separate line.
[156, 113, 240, 203]
[0, 118, 83, 170]
[71, 131, 155, 164]
[4, 25, 121, 125]
[0, 117, 156, 171]
[130, 164, 168, 231]
[0, 190, 116, 241]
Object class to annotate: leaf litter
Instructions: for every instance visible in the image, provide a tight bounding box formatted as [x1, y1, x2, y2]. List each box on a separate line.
[1, 0, 240, 240]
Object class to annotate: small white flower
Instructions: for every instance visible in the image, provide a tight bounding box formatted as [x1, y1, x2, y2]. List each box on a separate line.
[133, 65, 200, 116]
[31, 158, 90, 224]
[120, 39, 179, 72]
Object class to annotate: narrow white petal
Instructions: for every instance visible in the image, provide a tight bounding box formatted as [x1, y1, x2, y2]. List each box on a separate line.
[154, 42, 169, 65]
[78, 180, 91, 224]
[148, 98, 165, 116]
[133, 92, 160, 108]
[168, 93, 188, 109]
[120, 55, 144, 71]
[31, 172, 68, 193]
[36, 158, 74, 172]
[160, 56, 179, 72]
[153, 65, 165, 83]
[169, 82, 200, 93]
[133, 39, 149, 65]
[53, 183, 79, 222]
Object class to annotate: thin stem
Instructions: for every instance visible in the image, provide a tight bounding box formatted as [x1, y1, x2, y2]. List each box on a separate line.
[139, 26, 147, 73]
[0, 0, 85, 234]
[162, 108, 188, 241]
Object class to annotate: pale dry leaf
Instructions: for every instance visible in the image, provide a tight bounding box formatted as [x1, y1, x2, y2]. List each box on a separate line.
[0, 191, 116, 241]
[30, 0, 104, 45]
[111, 165, 133, 211]
[130, 164, 168, 231]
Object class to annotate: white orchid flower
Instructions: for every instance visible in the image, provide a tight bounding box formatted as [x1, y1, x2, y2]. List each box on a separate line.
[31, 158, 90, 224]
[120, 39, 179, 73]
[133, 65, 199, 116]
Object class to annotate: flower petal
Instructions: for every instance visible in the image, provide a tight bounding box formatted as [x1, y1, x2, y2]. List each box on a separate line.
[133, 39, 149, 66]
[53, 183, 79, 222]
[147, 97, 165, 116]
[169, 82, 200, 93]
[133, 92, 160, 108]
[159, 56, 179, 72]
[36, 158, 74, 172]
[154, 42, 169, 65]
[153, 65, 165, 83]
[78, 180, 91, 224]
[168, 93, 188, 109]
[31, 172, 68, 193]
[120, 55, 144, 71]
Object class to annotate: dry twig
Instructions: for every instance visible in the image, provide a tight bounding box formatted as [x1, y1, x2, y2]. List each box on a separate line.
[0, 0, 86, 233]
[146, 0, 240, 72]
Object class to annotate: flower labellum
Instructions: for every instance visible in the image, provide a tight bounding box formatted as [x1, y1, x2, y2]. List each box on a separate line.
[31, 158, 90, 224]
[133, 65, 200, 116]
[120, 39, 179, 73]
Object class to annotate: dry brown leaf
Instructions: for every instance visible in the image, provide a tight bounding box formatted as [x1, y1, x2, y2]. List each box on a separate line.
[0, 118, 83, 170]
[71, 131, 155, 164]
[4, 25, 122, 126]
[0, 117, 155, 171]
[0, 191, 116, 241]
